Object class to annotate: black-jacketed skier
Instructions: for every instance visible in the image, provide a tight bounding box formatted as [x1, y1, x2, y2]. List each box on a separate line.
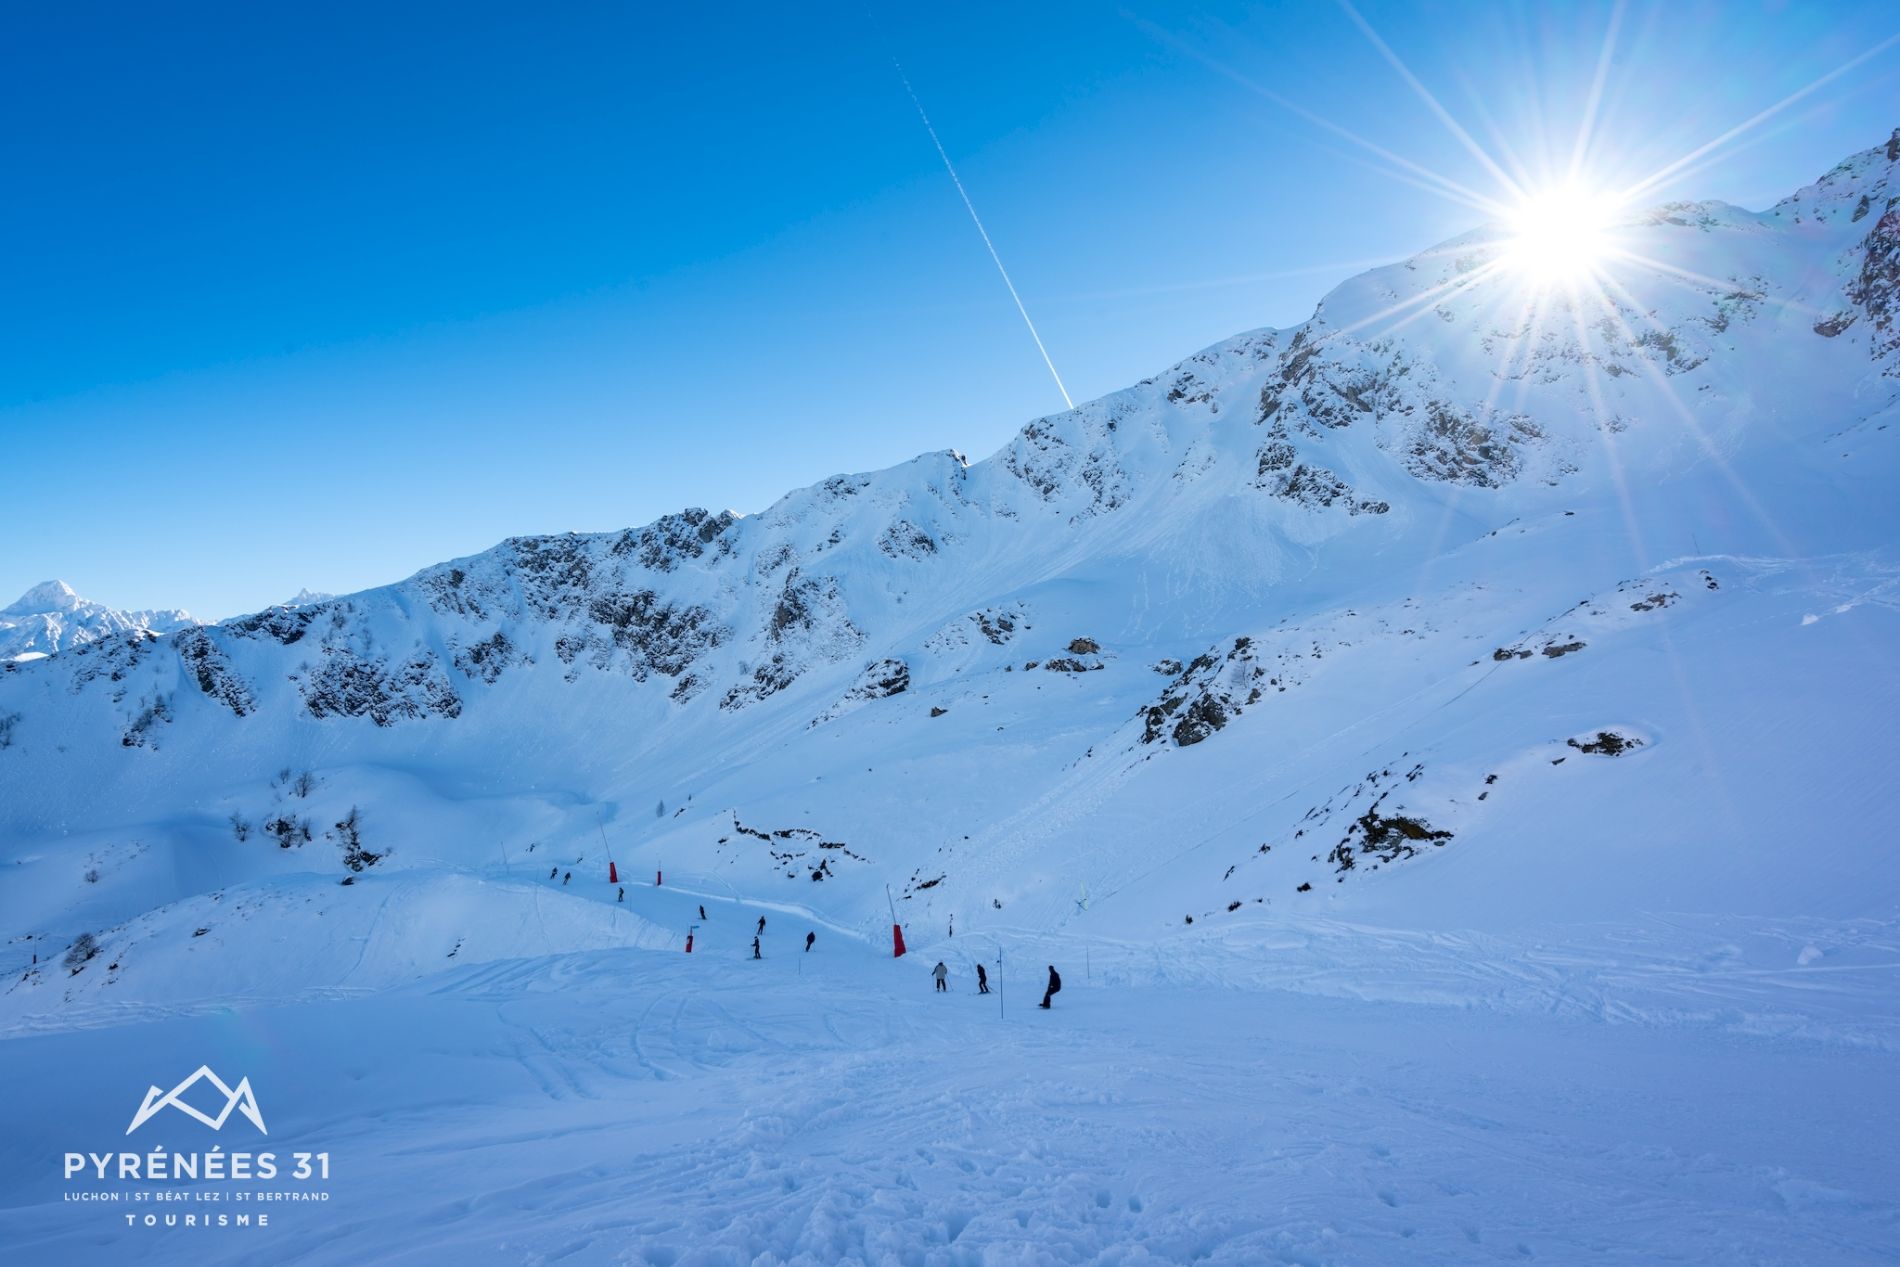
[805, 931, 816, 952]
[757, 915, 767, 935]
[617, 886, 625, 903]
[563, 871, 571, 886]
[751, 936, 762, 960]
[932, 961, 949, 993]
[699, 904, 707, 921]
[549, 866, 557, 880]
[1040, 965, 1061, 1009]
[977, 963, 989, 994]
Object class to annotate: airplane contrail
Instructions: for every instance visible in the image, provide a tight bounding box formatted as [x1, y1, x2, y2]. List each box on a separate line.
[895, 62, 1074, 410]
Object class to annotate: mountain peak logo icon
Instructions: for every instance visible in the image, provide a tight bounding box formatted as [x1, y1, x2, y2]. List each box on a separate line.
[125, 1066, 268, 1136]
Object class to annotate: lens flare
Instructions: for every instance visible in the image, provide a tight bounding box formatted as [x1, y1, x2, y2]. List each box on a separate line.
[1501, 186, 1621, 287]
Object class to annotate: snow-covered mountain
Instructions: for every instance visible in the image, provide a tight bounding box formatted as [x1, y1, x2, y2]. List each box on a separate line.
[0, 580, 197, 662]
[5, 131, 1900, 1267]
[273, 587, 334, 610]
[3, 132, 1899, 1015]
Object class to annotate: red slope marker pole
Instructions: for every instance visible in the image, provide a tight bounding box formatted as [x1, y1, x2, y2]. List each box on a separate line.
[596, 809, 619, 886]
[886, 883, 906, 958]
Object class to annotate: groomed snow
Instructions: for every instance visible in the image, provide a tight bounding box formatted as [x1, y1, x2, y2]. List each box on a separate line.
[4, 133, 1900, 1264]
[2, 883, 1895, 1264]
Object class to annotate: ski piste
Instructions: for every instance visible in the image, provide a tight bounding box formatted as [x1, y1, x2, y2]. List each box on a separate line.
[3, 124, 1899, 1264]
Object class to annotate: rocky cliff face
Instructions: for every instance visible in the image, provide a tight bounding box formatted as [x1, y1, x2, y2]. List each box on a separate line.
[20, 138, 1894, 736]
[4, 133, 1899, 950]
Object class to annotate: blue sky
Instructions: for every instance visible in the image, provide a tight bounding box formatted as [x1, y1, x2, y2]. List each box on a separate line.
[3, 0, 1897, 618]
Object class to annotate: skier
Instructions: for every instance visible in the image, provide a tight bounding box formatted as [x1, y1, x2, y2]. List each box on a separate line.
[699, 904, 707, 921]
[805, 931, 816, 953]
[1039, 965, 1061, 1010]
[617, 886, 625, 903]
[549, 866, 557, 880]
[563, 871, 571, 886]
[976, 963, 989, 994]
[757, 915, 767, 935]
[751, 935, 762, 960]
[932, 961, 949, 993]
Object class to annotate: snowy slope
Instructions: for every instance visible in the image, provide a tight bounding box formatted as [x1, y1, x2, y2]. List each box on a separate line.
[5, 900, 1899, 1265]
[0, 580, 198, 662]
[2, 130, 1899, 1267]
[3, 135, 1897, 972]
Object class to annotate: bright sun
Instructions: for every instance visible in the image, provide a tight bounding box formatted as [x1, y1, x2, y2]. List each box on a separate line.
[1501, 185, 1620, 286]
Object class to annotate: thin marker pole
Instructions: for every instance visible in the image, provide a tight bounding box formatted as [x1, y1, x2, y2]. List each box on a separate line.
[595, 809, 617, 870]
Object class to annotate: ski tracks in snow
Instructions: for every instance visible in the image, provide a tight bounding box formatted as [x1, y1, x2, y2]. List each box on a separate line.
[4, 921, 1897, 1265]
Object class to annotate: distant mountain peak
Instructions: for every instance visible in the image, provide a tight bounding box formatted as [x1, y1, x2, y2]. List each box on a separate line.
[3, 580, 80, 615]
[0, 581, 197, 660]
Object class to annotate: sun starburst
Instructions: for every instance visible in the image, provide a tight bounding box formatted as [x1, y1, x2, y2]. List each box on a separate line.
[1499, 185, 1623, 289]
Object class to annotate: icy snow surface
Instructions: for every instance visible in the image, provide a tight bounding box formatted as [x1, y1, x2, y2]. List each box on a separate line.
[4, 134, 1900, 1264]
